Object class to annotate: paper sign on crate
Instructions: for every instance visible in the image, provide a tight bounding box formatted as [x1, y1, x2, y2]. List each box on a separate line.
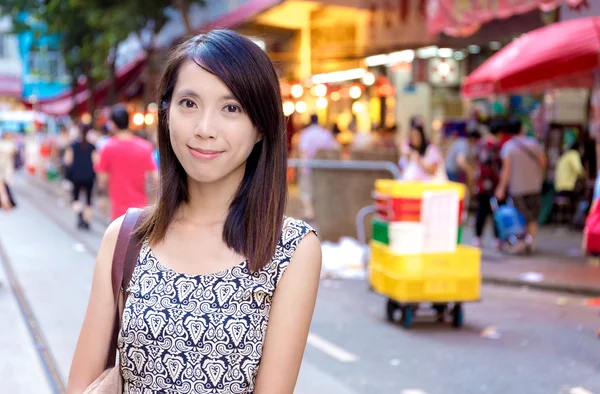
[421, 190, 459, 254]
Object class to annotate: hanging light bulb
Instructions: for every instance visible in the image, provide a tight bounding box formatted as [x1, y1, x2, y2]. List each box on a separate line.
[291, 84, 304, 98]
[316, 97, 328, 109]
[283, 101, 295, 116]
[295, 101, 307, 113]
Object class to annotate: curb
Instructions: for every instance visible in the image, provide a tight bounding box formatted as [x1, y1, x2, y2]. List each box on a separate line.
[482, 276, 600, 297]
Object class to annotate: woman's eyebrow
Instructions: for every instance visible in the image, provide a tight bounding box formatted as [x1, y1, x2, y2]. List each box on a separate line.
[174, 89, 200, 98]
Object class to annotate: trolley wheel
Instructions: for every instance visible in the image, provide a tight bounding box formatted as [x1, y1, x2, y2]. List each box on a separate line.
[401, 306, 414, 328]
[433, 303, 447, 323]
[452, 304, 464, 328]
[386, 299, 399, 322]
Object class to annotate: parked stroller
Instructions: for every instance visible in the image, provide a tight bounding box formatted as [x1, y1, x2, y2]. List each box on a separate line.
[490, 197, 533, 254]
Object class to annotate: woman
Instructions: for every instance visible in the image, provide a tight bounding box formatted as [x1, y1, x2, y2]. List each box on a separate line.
[63, 123, 97, 230]
[67, 30, 322, 394]
[554, 140, 585, 208]
[0, 176, 14, 211]
[0, 132, 17, 210]
[400, 125, 445, 181]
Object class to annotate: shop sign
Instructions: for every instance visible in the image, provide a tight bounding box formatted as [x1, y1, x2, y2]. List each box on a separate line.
[428, 57, 459, 85]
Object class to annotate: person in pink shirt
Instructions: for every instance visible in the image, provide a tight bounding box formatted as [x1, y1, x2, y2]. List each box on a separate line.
[95, 105, 159, 219]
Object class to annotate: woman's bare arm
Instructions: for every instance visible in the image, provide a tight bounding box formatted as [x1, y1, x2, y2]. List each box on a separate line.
[253, 232, 322, 394]
[66, 217, 124, 393]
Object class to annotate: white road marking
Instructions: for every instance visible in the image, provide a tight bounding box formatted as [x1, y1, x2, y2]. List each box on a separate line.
[306, 333, 358, 363]
[401, 390, 428, 394]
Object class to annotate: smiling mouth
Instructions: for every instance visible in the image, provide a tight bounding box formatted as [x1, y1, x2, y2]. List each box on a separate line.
[188, 146, 224, 160]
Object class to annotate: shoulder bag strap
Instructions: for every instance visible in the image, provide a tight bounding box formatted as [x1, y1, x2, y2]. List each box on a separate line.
[105, 208, 147, 369]
[512, 138, 542, 168]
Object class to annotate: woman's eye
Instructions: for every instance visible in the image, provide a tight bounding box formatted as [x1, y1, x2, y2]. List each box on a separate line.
[224, 104, 241, 113]
[179, 99, 196, 109]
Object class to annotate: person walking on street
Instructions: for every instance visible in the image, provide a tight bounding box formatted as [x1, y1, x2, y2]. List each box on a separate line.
[95, 104, 159, 220]
[297, 113, 339, 220]
[472, 120, 503, 248]
[63, 123, 98, 230]
[496, 120, 547, 251]
[0, 176, 14, 211]
[68, 30, 321, 394]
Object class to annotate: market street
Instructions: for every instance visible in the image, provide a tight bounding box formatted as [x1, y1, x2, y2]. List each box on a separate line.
[1, 177, 599, 394]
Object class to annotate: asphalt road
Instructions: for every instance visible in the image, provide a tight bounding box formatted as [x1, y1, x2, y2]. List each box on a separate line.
[1, 176, 599, 394]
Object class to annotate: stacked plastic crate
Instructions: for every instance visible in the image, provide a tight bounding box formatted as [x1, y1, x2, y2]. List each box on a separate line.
[372, 180, 465, 254]
[369, 180, 481, 304]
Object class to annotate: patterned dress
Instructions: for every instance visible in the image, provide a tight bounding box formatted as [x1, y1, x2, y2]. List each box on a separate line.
[118, 218, 315, 393]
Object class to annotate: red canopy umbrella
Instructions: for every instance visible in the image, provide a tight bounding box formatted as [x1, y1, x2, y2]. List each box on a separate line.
[462, 16, 600, 98]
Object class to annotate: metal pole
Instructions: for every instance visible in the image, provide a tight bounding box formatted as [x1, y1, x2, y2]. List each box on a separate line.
[356, 204, 378, 246]
[287, 159, 401, 179]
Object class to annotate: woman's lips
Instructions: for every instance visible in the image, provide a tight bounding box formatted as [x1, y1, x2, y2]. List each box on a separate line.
[188, 146, 223, 160]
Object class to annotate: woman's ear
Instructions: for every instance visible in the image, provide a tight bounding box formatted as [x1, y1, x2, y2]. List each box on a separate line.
[255, 133, 263, 144]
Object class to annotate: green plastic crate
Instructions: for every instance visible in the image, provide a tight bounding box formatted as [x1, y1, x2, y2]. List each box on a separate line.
[372, 218, 389, 245]
[457, 226, 463, 244]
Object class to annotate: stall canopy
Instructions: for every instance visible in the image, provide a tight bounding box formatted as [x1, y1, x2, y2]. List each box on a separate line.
[0, 75, 22, 97]
[24, 54, 146, 116]
[428, 0, 588, 37]
[461, 16, 600, 99]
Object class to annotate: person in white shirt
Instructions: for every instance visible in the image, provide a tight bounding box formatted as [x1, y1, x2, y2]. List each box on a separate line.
[297, 114, 339, 220]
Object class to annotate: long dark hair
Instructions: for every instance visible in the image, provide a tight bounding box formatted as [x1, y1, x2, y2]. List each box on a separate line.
[409, 125, 428, 156]
[136, 30, 287, 272]
[79, 122, 92, 149]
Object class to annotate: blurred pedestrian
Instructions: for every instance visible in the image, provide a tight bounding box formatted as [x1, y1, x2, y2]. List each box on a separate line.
[0, 131, 17, 190]
[95, 105, 159, 220]
[0, 176, 15, 211]
[401, 124, 445, 181]
[298, 113, 339, 220]
[63, 123, 97, 230]
[69, 30, 320, 394]
[472, 120, 503, 248]
[554, 140, 585, 209]
[445, 129, 480, 184]
[496, 120, 546, 250]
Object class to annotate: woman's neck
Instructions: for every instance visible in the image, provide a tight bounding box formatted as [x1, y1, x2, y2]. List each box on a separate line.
[179, 170, 245, 226]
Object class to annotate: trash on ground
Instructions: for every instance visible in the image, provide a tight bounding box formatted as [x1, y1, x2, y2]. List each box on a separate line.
[480, 326, 501, 339]
[585, 298, 600, 307]
[321, 237, 367, 280]
[564, 387, 594, 394]
[389, 358, 401, 366]
[519, 272, 544, 283]
[73, 243, 86, 253]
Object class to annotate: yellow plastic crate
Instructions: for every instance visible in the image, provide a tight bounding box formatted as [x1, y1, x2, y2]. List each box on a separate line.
[369, 241, 481, 303]
[374, 179, 466, 200]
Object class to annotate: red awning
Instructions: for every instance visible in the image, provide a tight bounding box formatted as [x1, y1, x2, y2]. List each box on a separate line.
[26, 53, 146, 116]
[428, 0, 587, 37]
[461, 16, 600, 98]
[0, 75, 22, 97]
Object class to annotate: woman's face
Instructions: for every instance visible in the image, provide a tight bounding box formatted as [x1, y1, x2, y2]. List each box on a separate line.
[410, 128, 422, 147]
[168, 60, 261, 185]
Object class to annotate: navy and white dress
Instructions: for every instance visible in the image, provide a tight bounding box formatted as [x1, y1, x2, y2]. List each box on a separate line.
[117, 218, 315, 393]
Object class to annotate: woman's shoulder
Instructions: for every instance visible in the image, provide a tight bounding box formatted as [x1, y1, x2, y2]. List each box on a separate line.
[282, 217, 316, 238]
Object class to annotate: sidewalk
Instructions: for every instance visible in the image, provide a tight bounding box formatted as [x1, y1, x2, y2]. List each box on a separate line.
[26, 174, 600, 296]
[461, 220, 600, 296]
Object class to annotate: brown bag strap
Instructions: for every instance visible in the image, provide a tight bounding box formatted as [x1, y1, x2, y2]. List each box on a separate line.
[105, 208, 147, 369]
